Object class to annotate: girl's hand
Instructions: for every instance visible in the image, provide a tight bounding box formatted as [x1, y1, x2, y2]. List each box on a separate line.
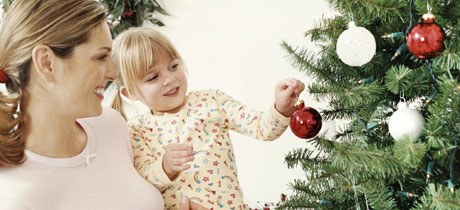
[274, 78, 305, 117]
[179, 196, 210, 210]
[163, 143, 195, 180]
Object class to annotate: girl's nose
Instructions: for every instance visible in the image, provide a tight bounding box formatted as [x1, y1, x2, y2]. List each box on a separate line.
[163, 75, 176, 86]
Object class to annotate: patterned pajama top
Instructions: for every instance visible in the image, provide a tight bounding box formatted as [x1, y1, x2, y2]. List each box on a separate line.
[129, 89, 290, 210]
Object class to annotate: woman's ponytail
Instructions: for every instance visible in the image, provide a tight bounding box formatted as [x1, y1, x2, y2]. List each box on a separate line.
[0, 90, 24, 166]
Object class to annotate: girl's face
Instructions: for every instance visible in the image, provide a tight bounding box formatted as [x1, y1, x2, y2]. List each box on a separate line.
[52, 23, 115, 118]
[132, 49, 188, 114]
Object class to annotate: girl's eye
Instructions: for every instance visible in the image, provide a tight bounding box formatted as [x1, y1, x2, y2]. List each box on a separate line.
[147, 75, 158, 82]
[170, 64, 179, 70]
[98, 54, 108, 61]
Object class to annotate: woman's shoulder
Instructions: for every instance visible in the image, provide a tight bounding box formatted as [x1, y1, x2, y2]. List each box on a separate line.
[101, 107, 126, 122]
[80, 107, 126, 125]
[77, 107, 129, 140]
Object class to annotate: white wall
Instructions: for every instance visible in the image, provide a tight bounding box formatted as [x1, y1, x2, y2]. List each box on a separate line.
[148, 0, 334, 207]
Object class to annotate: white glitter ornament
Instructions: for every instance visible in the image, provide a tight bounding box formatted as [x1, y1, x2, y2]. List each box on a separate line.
[388, 101, 425, 141]
[336, 22, 376, 67]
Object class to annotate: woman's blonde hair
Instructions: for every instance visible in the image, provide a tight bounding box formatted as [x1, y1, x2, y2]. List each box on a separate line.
[111, 26, 184, 119]
[0, 0, 106, 166]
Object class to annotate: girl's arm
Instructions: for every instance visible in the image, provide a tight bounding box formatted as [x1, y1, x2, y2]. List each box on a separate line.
[216, 90, 290, 141]
[217, 79, 304, 141]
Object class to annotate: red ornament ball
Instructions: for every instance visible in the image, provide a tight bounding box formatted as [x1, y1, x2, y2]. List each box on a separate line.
[406, 13, 446, 59]
[289, 101, 322, 139]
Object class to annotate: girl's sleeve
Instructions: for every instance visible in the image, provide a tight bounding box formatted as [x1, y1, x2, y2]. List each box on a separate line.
[129, 118, 175, 192]
[215, 89, 290, 141]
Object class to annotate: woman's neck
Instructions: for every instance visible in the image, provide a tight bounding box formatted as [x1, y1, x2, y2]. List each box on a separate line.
[23, 99, 87, 158]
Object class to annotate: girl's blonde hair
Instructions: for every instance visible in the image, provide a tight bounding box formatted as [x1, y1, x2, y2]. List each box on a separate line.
[111, 26, 184, 119]
[0, 0, 106, 166]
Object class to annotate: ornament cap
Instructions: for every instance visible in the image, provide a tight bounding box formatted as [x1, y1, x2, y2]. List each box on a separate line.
[422, 13, 435, 23]
[295, 100, 305, 109]
[347, 21, 356, 28]
[397, 101, 409, 110]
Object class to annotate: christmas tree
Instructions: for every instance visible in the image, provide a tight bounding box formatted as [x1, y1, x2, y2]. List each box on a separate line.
[1, 0, 167, 38]
[100, 0, 167, 38]
[280, 0, 460, 209]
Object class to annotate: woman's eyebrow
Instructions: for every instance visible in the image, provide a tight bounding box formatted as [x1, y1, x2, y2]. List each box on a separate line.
[98, 46, 112, 52]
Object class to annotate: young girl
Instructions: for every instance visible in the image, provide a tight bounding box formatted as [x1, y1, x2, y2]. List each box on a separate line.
[111, 26, 304, 210]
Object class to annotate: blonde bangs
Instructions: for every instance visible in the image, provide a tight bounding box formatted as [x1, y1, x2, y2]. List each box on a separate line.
[112, 27, 183, 93]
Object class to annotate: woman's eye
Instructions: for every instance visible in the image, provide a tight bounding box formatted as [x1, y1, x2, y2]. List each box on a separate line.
[98, 54, 108, 61]
[147, 75, 158, 81]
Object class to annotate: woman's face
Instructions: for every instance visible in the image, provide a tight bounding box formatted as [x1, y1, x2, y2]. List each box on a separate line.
[53, 23, 115, 118]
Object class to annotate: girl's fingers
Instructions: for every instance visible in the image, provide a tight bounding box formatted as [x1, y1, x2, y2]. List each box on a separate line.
[170, 150, 195, 158]
[190, 200, 210, 210]
[171, 164, 191, 172]
[292, 80, 305, 96]
[295, 83, 305, 96]
[168, 143, 193, 151]
[179, 196, 190, 210]
[277, 81, 289, 91]
[170, 155, 195, 166]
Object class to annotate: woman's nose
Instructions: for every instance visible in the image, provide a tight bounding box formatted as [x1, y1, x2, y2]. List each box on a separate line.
[106, 58, 116, 81]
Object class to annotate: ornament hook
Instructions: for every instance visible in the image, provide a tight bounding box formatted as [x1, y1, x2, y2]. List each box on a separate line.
[347, 12, 355, 25]
[426, 0, 432, 13]
[399, 90, 406, 102]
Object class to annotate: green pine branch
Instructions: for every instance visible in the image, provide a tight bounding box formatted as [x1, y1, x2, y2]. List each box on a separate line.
[328, 0, 407, 24]
[281, 0, 460, 209]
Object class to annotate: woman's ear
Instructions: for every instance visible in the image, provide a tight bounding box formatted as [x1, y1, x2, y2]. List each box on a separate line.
[31, 45, 56, 83]
[120, 86, 138, 101]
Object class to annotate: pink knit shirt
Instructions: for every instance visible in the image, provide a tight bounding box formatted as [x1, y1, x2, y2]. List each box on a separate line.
[0, 108, 164, 210]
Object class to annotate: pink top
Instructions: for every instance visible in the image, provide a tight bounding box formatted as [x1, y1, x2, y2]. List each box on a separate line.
[0, 108, 164, 210]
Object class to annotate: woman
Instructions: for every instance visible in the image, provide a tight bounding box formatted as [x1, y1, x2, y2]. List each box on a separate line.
[0, 0, 206, 209]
